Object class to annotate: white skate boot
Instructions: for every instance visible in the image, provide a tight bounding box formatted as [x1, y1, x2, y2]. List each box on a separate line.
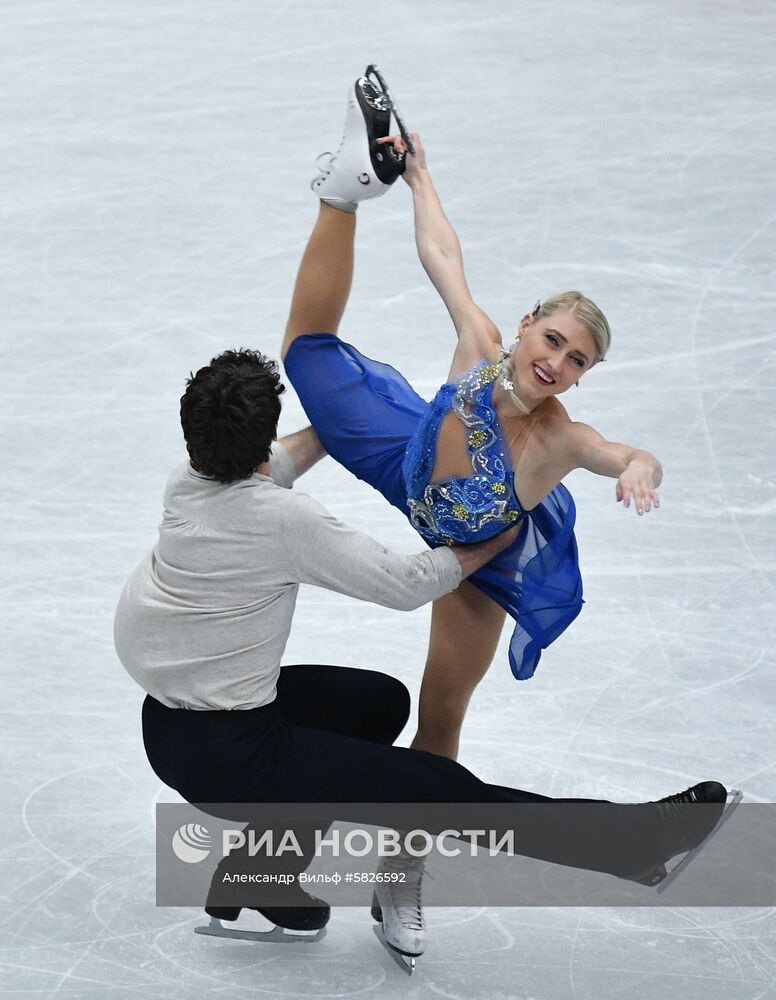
[312, 64, 413, 212]
[371, 851, 427, 974]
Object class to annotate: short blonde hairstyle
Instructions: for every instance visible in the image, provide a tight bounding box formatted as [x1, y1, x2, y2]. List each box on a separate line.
[533, 291, 611, 363]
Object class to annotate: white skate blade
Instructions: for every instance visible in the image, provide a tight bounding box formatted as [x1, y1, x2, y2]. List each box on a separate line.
[372, 923, 417, 974]
[195, 916, 326, 944]
[656, 788, 743, 894]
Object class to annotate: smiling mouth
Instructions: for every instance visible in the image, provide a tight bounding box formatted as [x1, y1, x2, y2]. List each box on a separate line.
[532, 363, 556, 386]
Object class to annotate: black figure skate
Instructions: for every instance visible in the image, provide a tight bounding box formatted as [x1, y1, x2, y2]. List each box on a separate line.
[196, 871, 330, 944]
[312, 64, 414, 212]
[628, 780, 743, 892]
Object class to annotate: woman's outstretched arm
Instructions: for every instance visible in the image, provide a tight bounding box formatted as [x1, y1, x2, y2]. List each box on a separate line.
[564, 422, 663, 515]
[379, 133, 502, 376]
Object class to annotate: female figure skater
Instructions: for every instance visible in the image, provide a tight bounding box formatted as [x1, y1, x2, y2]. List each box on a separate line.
[282, 68, 662, 761]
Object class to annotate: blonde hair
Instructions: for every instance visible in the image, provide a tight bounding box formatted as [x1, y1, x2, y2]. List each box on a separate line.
[532, 291, 611, 363]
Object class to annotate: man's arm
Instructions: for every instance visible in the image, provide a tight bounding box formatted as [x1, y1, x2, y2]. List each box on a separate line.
[269, 427, 327, 488]
[277, 426, 326, 477]
[282, 491, 519, 612]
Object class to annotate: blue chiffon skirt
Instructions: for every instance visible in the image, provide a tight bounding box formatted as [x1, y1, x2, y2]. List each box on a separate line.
[284, 333, 583, 680]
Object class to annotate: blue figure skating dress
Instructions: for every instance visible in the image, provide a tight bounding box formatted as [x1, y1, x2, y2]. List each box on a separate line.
[284, 334, 583, 680]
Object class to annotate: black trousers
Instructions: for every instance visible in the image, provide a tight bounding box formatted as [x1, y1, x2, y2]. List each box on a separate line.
[143, 664, 661, 879]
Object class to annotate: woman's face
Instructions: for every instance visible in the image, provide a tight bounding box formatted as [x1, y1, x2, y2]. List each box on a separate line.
[510, 310, 597, 401]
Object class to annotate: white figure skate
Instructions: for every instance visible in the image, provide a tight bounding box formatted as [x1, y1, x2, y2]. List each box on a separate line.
[371, 852, 427, 974]
[312, 64, 413, 212]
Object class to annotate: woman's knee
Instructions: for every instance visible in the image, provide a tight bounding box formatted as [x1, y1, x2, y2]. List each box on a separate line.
[418, 652, 493, 725]
[417, 688, 470, 736]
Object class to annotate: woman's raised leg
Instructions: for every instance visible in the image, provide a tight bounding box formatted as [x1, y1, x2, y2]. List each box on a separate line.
[281, 203, 356, 360]
[411, 581, 507, 760]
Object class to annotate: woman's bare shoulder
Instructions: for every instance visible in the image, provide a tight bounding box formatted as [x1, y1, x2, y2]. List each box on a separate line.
[536, 397, 572, 430]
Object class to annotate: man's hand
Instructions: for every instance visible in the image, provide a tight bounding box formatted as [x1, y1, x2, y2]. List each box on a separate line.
[450, 524, 521, 580]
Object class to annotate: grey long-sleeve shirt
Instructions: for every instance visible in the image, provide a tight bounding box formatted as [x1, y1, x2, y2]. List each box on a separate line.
[113, 445, 462, 710]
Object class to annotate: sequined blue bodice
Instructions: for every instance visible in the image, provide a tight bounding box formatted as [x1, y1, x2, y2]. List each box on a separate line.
[402, 360, 523, 545]
[285, 333, 582, 681]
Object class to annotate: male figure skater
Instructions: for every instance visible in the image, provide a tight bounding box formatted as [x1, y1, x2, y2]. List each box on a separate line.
[114, 346, 729, 971]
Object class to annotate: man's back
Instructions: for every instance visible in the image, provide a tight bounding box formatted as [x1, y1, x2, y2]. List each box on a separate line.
[114, 449, 462, 711]
[115, 457, 302, 711]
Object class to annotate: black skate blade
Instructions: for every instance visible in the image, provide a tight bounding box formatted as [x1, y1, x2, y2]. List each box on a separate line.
[195, 916, 326, 944]
[655, 788, 743, 894]
[365, 64, 415, 156]
[372, 923, 417, 975]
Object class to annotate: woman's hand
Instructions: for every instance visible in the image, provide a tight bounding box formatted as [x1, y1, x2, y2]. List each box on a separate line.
[378, 130, 500, 375]
[376, 131, 427, 186]
[616, 460, 660, 515]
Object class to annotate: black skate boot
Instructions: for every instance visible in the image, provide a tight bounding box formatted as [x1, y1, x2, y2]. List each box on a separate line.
[198, 885, 330, 943]
[312, 64, 413, 212]
[197, 849, 330, 943]
[204, 882, 330, 929]
[628, 780, 742, 890]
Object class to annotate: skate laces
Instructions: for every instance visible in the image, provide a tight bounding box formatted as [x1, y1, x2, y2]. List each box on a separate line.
[310, 152, 335, 190]
[654, 784, 705, 821]
[381, 855, 426, 930]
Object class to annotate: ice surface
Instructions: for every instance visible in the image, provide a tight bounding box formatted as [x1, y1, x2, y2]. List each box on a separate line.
[3, 0, 776, 996]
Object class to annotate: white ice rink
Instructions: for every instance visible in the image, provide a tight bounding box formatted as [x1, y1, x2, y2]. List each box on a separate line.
[3, 1, 776, 996]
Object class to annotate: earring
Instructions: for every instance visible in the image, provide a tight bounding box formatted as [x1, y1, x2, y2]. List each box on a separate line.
[575, 380, 580, 388]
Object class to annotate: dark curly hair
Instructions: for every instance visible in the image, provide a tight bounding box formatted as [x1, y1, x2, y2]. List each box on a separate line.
[180, 349, 285, 483]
